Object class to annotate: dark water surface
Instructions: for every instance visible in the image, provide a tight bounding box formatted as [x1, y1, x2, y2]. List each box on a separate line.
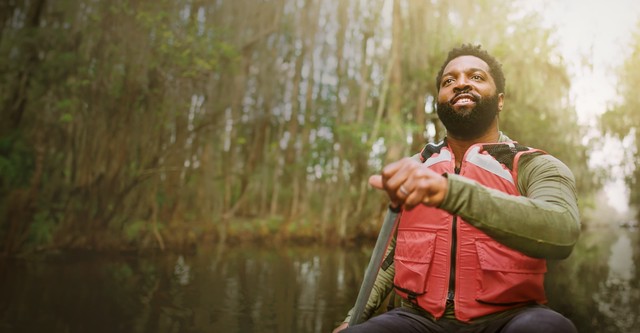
[1, 226, 638, 333]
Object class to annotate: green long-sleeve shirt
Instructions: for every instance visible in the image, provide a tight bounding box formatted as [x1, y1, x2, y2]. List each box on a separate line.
[343, 133, 580, 323]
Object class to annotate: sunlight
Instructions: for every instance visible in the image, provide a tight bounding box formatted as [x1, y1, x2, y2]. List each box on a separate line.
[523, 0, 640, 213]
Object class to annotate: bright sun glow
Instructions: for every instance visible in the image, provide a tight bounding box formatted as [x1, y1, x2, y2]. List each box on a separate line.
[521, 0, 640, 214]
[534, 0, 640, 120]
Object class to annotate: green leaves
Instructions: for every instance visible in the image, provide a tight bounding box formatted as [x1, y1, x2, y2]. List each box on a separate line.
[0, 133, 34, 189]
[0, 0, 619, 252]
[600, 23, 640, 215]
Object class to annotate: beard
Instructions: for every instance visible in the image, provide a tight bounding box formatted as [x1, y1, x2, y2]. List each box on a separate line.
[436, 93, 500, 140]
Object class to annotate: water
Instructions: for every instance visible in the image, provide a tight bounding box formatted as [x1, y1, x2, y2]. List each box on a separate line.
[0, 226, 638, 333]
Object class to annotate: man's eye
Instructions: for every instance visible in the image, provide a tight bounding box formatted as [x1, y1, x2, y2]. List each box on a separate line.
[471, 75, 482, 80]
[443, 78, 454, 86]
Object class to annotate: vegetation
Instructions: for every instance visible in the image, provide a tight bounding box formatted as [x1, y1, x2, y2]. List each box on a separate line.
[0, 0, 606, 254]
[601, 22, 640, 220]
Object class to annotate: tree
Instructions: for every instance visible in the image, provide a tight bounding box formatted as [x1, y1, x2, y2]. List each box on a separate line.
[0, 0, 601, 253]
[601, 22, 640, 219]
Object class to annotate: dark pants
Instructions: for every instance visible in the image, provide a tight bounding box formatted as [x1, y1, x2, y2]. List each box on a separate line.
[342, 306, 577, 333]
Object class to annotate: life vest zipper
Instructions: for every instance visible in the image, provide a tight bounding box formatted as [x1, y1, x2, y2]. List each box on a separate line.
[447, 166, 461, 303]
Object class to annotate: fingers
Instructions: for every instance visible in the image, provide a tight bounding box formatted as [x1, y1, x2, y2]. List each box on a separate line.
[369, 174, 402, 208]
[369, 158, 448, 210]
[380, 158, 416, 205]
[332, 322, 349, 333]
[370, 174, 405, 209]
[399, 185, 409, 196]
[380, 158, 414, 192]
[402, 177, 446, 209]
[368, 175, 383, 189]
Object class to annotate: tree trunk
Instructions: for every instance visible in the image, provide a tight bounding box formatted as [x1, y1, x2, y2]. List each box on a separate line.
[385, 0, 406, 163]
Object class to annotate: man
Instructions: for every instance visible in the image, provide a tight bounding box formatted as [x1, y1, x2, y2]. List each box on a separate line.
[333, 44, 580, 333]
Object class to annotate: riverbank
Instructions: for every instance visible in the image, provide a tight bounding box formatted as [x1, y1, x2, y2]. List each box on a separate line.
[6, 215, 385, 257]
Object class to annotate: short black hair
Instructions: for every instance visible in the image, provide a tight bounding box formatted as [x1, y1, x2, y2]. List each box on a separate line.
[435, 44, 505, 94]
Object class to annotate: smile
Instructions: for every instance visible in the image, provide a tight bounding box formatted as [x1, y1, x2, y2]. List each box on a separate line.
[451, 93, 477, 106]
[455, 98, 474, 106]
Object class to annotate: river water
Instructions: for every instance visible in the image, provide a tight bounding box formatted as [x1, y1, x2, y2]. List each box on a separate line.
[1, 226, 638, 333]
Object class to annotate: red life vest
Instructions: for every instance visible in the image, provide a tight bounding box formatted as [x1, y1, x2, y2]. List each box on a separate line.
[393, 141, 548, 322]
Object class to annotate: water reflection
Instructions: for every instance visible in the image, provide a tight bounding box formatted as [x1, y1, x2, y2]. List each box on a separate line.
[0, 227, 638, 333]
[209, 246, 370, 333]
[174, 255, 191, 286]
[545, 226, 640, 332]
[594, 231, 639, 332]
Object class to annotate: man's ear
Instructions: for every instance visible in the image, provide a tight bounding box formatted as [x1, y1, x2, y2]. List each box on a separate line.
[497, 93, 505, 112]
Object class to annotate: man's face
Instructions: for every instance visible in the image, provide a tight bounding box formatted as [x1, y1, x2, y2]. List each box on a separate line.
[436, 55, 504, 140]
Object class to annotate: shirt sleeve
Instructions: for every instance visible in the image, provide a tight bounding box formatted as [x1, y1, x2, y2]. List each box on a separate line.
[438, 153, 580, 259]
[342, 237, 397, 323]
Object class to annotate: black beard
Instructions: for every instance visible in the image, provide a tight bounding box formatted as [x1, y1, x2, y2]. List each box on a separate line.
[436, 93, 500, 140]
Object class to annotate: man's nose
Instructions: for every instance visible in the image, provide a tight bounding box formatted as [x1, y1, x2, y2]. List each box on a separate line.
[453, 81, 471, 93]
[452, 76, 471, 93]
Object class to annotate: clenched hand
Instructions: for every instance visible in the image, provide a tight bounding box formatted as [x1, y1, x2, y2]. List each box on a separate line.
[369, 157, 448, 210]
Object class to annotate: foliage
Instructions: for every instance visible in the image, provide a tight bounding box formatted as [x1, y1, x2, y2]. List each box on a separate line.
[0, 133, 34, 190]
[124, 220, 149, 243]
[600, 23, 640, 217]
[26, 211, 56, 248]
[0, 0, 603, 253]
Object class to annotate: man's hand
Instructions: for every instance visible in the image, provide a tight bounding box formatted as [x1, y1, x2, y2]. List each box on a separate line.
[332, 322, 349, 333]
[369, 157, 448, 210]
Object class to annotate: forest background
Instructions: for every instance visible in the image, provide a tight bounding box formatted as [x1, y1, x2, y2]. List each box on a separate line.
[1, 0, 639, 255]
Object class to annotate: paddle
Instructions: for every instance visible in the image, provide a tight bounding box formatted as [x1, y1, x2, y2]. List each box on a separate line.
[348, 207, 399, 326]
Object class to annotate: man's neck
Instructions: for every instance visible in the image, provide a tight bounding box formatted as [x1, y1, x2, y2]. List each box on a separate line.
[447, 130, 500, 168]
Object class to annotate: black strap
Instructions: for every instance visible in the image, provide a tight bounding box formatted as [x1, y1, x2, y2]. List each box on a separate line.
[481, 143, 542, 171]
[381, 246, 395, 271]
[393, 284, 425, 305]
[420, 139, 447, 161]
[386, 292, 397, 312]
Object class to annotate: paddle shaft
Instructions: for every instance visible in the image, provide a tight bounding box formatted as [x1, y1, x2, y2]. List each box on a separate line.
[348, 208, 399, 326]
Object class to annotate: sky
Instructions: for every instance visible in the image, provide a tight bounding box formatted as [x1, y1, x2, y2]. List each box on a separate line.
[525, 0, 640, 214]
[536, 0, 639, 121]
